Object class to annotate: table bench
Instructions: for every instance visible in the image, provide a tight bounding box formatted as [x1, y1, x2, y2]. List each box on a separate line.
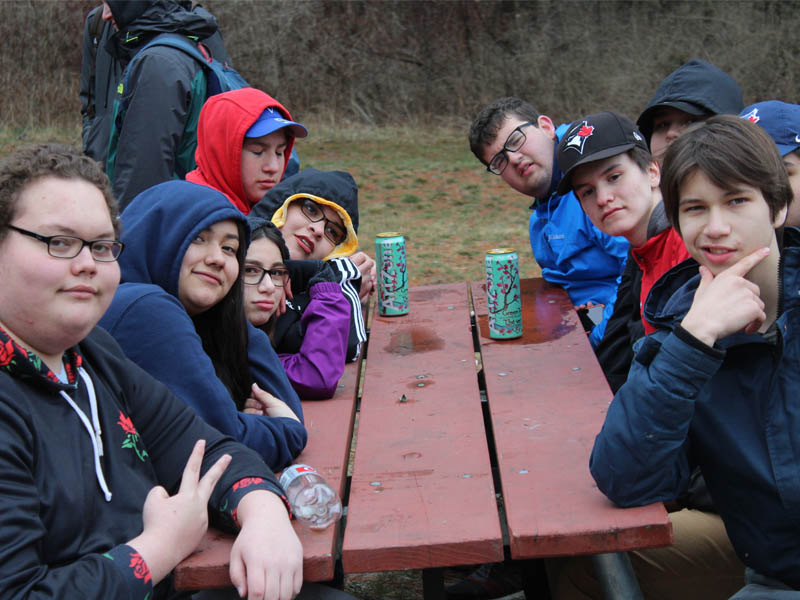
[175, 278, 673, 597]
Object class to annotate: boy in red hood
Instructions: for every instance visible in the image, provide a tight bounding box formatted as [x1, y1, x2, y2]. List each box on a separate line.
[187, 87, 307, 214]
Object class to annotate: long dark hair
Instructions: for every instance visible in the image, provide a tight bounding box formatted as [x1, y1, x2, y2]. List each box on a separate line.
[192, 220, 252, 409]
[248, 219, 290, 338]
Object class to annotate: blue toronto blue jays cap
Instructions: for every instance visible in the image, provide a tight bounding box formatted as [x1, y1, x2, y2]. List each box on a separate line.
[246, 107, 308, 139]
[740, 101, 800, 156]
[557, 112, 649, 195]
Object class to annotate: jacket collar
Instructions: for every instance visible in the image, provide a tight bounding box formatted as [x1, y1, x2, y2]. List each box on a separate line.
[0, 325, 82, 391]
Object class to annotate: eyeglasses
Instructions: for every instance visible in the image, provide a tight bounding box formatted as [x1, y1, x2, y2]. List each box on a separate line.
[243, 264, 290, 287]
[6, 224, 124, 262]
[297, 198, 347, 245]
[488, 122, 534, 175]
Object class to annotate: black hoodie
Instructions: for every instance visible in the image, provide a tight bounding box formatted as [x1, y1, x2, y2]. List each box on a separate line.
[80, 0, 229, 207]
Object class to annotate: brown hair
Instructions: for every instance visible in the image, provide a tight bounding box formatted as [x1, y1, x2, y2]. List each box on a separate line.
[0, 143, 119, 243]
[661, 115, 792, 234]
[628, 146, 653, 171]
[468, 97, 542, 165]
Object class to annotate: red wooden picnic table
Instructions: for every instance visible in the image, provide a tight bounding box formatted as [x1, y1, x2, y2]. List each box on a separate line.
[175, 278, 672, 597]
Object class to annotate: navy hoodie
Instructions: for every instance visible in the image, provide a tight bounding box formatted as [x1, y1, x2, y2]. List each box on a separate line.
[100, 180, 306, 470]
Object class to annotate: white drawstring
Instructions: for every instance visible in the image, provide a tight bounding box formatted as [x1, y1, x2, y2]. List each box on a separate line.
[59, 368, 112, 502]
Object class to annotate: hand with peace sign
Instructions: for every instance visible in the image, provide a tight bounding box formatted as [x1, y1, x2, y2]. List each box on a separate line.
[128, 439, 231, 586]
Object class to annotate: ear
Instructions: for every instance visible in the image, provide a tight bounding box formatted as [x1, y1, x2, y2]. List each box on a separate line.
[773, 203, 788, 229]
[537, 115, 556, 140]
[647, 160, 661, 189]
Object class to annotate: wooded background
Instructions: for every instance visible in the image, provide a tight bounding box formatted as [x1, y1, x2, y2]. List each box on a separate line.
[0, 0, 797, 131]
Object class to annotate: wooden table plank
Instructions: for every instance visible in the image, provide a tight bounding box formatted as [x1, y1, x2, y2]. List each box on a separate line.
[174, 360, 362, 590]
[470, 278, 673, 558]
[342, 283, 504, 573]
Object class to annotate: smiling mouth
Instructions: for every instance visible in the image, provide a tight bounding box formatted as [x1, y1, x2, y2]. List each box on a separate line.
[194, 271, 221, 285]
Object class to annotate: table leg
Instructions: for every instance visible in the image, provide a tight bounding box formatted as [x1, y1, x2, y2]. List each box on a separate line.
[590, 552, 644, 600]
[422, 567, 446, 600]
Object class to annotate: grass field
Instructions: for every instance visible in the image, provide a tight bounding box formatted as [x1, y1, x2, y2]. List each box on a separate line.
[301, 121, 542, 286]
[1, 122, 542, 287]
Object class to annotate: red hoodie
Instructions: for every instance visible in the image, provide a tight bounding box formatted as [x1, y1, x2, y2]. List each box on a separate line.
[186, 87, 296, 214]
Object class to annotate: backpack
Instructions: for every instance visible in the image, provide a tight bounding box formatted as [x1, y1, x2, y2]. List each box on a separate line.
[105, 34, 249, 185]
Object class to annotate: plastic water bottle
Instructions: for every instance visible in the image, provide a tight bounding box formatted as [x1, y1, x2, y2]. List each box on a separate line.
[279, 464, 342, 530]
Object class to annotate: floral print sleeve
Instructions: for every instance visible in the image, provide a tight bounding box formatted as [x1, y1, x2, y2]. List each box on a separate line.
[102, 545, 153, 600]
[216, 477, 290, 530]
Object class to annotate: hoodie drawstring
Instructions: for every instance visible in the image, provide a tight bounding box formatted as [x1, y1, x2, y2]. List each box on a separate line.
[59, 368, 113, 502]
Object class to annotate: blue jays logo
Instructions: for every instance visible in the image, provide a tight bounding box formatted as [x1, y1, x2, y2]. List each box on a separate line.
[741, 108, 760, 124]
[564, 122, 595, 154]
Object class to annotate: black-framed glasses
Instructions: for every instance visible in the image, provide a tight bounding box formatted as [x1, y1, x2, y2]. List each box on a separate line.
[296, 198, 347, 245]
[6, 224, 124, 262]
[243, 264, 290, 287]
[488, 121, 534, 175]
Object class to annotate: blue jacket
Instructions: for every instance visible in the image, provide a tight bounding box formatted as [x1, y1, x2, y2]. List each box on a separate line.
[99, 180, 306, 471]
[590, 240, 800, 588]
[529, 124, 629, 345]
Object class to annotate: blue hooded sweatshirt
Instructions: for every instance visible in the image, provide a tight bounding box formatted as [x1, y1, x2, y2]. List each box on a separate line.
[99, 180, 306, 470]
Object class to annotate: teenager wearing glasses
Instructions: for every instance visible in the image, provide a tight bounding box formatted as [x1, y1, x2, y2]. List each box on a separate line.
[469, 97, 630, 348]
[0, 144, 305, 599]
[99, 179, 307, 473]
[242, 219, 350, 401]
[250, 169, 368, 363]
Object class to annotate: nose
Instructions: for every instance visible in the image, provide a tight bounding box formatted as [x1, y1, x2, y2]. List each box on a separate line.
[704, 206, 731, 237]
[204, 244, 226, 266]
[71, 245, 98, 275]
[665, 123, 683, 143]
[308, 219, 325, 239]
[506, 148, 525, 168]
[262, 153, 281, 174]
[594, 183, 613, 207]
[258, 273, 276, 293]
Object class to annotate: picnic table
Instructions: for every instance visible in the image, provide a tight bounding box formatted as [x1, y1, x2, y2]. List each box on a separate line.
[175, 278, 673, 597]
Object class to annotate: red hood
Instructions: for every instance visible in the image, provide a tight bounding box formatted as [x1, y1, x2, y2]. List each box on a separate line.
[186, 87, 296, 214]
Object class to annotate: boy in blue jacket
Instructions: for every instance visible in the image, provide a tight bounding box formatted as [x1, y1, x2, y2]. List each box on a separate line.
[590, 116, 799, 597]
[469, 97, 629, 346]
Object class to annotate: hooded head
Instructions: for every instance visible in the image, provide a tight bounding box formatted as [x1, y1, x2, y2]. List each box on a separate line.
[104, 0, 217, 52]
[186, 88, 307, 214]
[118, 180, 249, 297]
[637, 59, 743, 144]
[250, 168, 359, 260]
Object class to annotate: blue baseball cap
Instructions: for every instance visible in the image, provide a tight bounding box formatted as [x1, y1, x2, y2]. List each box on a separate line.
[740, 100, 800, 156]
[245, 107, 308, 139]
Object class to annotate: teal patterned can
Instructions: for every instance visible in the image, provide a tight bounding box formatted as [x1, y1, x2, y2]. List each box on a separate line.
[485, 248, 522, 339]
[376, 232, 409, 316]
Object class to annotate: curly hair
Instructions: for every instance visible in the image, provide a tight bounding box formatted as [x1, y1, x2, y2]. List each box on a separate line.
[468, 97, 542, 165]
[0, 143, 118, 242]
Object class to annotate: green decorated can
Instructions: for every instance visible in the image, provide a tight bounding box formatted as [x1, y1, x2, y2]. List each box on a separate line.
[375, 232, 409, 316]
[485, 248, 522, 339]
